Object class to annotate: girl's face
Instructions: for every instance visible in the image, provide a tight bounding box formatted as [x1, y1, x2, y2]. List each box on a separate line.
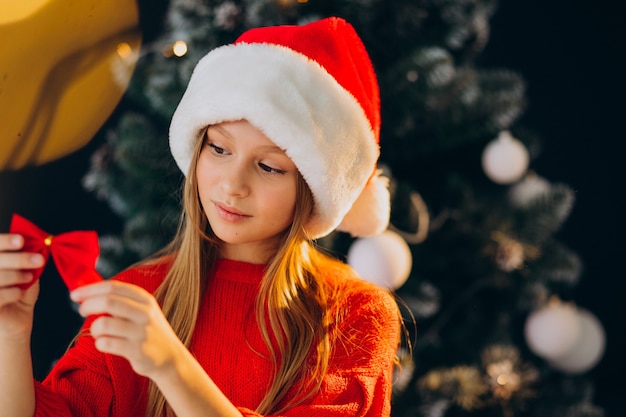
[196, 119, 298, 263]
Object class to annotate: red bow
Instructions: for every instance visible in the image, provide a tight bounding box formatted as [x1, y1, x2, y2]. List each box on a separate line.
[9, 214, 103, 291]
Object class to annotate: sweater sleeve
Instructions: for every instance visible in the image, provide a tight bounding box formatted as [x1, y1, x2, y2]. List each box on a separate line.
[237, 283, 400, 417]
[32, 315, 115, 417]
[31, 263, 164, 417]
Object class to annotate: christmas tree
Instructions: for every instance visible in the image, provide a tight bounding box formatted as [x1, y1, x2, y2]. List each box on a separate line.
[81, 1, 607, 415]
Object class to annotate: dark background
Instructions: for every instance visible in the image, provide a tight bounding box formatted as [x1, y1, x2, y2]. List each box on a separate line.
[1, 0, 624, 414]
[484, 1, 626, 414]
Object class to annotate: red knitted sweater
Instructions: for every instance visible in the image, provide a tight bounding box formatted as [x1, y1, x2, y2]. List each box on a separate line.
[33, 258, 400, 416]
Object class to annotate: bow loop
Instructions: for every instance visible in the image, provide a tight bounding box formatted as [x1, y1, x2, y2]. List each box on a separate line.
[9, 214, 103, 291]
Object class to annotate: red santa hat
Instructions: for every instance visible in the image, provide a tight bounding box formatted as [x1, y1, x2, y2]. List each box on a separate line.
[169, 17, 389, 239]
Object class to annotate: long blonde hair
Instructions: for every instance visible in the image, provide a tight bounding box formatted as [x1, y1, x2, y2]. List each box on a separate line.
[145, 132, 333, 416]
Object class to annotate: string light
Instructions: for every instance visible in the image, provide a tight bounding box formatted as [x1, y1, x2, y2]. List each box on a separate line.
[487, 360, 521, 400]
[116, 42, 133, 59]
[481, 345, 538, 403]
[172, 40, 188, 57]
[418, 366, 488, 411]
[162, 40, 188, 58]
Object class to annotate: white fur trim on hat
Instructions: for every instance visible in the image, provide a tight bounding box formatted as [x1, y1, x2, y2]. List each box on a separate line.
[337, 170, 390, 237]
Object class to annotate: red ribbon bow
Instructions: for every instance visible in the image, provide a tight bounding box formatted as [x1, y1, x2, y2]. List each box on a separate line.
[9, 214, 103, 291]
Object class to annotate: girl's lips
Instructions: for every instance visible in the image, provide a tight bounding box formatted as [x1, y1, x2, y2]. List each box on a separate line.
[214, 203, 250, 222]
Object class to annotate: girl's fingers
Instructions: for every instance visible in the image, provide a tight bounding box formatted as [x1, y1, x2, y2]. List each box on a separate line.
[77, 293, 148, 321]
[0, 286, 23, 305]
[0, 234, 24, 251]
[70, 280, 151, 305]
[92, 335, 137, 359]
[73, 281, 158, 324]
[0, 252, 45, 270]
[90, 315, 144, 341]
[0, 271, 33, 287]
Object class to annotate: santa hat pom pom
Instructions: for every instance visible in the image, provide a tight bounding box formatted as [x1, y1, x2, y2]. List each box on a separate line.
[338, 170, 390, 237]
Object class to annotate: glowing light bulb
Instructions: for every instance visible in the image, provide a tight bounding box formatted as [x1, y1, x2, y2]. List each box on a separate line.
[172, 40, 188, 57]
[116, 42, 132, 59]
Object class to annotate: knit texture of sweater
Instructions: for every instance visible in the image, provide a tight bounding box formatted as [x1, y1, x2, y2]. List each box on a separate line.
[33, 258, 400, 416]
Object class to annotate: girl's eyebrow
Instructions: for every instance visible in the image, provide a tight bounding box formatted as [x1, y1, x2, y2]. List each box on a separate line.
[259, 145, 286, 155]
[210, 124, 232, 139]
[211, 125, 286, 155]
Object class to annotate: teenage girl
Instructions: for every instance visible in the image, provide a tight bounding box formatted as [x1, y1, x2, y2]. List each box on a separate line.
[0, 17, 401, 417]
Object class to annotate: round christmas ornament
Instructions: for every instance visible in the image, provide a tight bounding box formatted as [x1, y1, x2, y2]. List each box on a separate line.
[481, 131, 529, 184]
[347, 230, 412, 290]
[508, 172, 551, 207]
[0, 0, 141, 170]
[548, 308, 606, 374]
[524, 299, 580, 360]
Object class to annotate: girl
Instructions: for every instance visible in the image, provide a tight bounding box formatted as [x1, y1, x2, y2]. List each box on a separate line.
[0, 17, 401, 417]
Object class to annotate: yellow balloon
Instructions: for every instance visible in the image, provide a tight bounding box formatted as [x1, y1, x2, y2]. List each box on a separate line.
[0, 0, 141, 170]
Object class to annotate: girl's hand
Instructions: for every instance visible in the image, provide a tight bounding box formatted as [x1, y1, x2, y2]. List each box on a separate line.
[70, 280, 187, 379]
[0, 234, 44, 340]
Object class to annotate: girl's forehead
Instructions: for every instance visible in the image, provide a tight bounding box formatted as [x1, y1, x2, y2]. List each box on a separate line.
[207, 121, 287, 153]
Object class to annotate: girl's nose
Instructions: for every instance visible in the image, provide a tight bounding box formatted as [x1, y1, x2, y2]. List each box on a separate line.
[220, 162, 250, 197]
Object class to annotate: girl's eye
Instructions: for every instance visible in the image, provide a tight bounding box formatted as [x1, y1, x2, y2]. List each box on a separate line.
[208, 142, 227, 155]
[259, 162, 285, 175]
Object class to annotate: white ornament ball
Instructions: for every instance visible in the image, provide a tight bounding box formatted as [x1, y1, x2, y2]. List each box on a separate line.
[524, 301, 580, 360]
[508, 173, 551, 208]
[482, 131, 529, 184]
[347, 230, 412, 290]
[548, 309, 606, 374]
